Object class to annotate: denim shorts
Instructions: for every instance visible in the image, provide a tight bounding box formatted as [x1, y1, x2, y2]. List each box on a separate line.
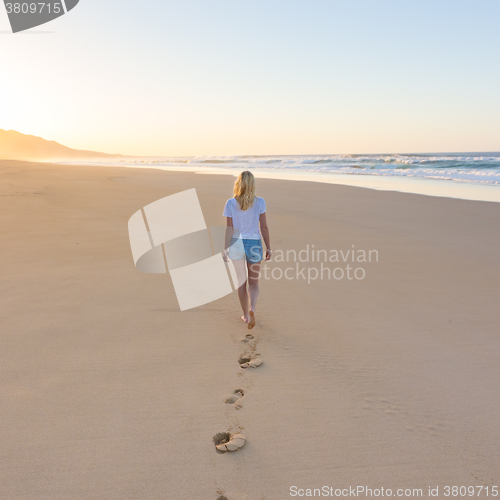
[230, 238, 263, 263]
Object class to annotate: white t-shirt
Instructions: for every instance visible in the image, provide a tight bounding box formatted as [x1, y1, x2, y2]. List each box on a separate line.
[223, 196, 266, 240]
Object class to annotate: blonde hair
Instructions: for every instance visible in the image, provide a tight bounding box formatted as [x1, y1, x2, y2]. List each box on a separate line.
[233, 171, 256, 211]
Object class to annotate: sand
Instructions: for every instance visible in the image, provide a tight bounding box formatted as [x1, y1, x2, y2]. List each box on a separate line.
[1, 160, 499, 500]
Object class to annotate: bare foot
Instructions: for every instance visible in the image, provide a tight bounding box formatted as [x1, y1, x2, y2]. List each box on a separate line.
[241, 315, 249, 323]
[248, 310, 256, 329]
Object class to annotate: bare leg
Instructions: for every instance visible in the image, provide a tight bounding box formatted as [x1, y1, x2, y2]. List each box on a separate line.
[247, 261, 261, 329]
[230, 257, 249, 322]
[237, 281, 249, 323]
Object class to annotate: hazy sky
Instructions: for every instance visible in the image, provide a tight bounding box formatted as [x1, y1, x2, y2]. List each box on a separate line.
[1, 0, 499, 156]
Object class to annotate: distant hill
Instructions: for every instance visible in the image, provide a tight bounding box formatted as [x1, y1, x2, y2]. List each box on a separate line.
[0, 129, 121, 161]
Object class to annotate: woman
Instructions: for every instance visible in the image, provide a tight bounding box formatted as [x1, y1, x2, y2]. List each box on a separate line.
[223, 171, 271, 329]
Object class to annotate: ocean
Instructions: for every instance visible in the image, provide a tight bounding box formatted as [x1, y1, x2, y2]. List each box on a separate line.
[56, 152, 500, 202]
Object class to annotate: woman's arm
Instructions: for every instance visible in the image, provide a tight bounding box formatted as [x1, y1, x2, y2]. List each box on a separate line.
[223, 217, 233, 261]
[259, 212, 271, 261]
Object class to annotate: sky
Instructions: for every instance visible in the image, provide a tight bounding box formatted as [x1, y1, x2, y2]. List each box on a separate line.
[1, 0, 499, 156]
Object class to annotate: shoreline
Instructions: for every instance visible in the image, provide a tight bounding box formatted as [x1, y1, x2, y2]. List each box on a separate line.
[49, 159, 500, 203]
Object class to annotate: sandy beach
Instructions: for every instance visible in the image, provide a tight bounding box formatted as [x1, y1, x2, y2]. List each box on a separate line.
[1, 159, 499, 500]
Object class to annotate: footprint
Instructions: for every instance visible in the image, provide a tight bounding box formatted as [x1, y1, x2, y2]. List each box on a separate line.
[241, 334, 254, 343]
[238, 356, 263, 369]
[247, 358, 263, 368]
[213, 432, 246, 452]
[225, 389, 244, 405]
[216, 489, 228, 500]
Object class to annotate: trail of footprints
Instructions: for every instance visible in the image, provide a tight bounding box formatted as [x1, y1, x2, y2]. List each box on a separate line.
[213, 332, 263, 498]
